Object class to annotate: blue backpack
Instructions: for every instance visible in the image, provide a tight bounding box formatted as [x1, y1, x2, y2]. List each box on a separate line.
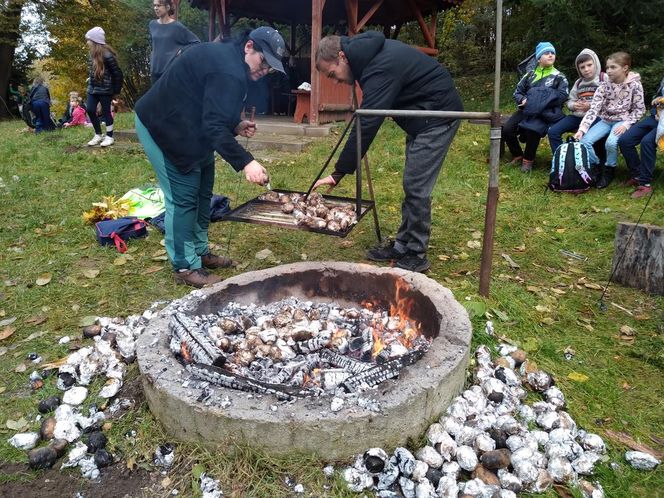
[549, 138, 599, 193]
[95, 217, 148, 253]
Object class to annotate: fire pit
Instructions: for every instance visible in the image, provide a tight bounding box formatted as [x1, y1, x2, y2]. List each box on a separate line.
[136, 262, 471, 459]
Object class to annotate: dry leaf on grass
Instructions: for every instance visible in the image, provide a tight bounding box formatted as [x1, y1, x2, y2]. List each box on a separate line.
[501, 253, 520, 269]
[0, 326, 16, 341]
[36, 273, 52, 286]
[513, 243, 526, 252]
[25, 315, 47, 326]
[567, 372, 589, 382]
[144, 266, 164, 274]
[113, 257, 128, 266]
[152, 255, 168, 261]
[82, 269, 100, 279]
[553, 484, 574, 498]
[540, 317, 555, 325]
[535, 305, 551, 313]
[14, 363, 27, 373]
[584, 282, 603, 290]
[604, 429, 664, 460]
[466, 240, 481, 249]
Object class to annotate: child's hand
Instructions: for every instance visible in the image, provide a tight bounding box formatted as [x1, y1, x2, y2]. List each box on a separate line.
[574, 101, 590, 112]
[612, 125, 627, 136]
[573, 131, 584, 141]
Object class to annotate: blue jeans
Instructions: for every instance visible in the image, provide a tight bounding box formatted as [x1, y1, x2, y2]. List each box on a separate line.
[31, 100, 54, 133]
[580, 120, 625, 168]
[135, 115, 214, 271]
[618, 115, 658, 184]
[548, 115, 606, 163]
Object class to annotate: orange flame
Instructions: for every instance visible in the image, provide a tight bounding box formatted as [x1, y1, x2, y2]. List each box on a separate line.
[180, 341, 192, 363]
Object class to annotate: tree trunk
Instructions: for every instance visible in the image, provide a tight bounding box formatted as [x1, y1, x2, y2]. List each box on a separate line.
[0, 0, 27, 118]
[611, 222, 664, 296]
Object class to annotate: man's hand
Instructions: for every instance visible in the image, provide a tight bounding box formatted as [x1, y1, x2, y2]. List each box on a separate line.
[235, 120, 256, 138]
[313, 175, 337, 192]
[243, 160, 269, 185]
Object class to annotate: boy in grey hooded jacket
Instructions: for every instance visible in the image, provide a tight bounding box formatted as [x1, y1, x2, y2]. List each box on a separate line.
[548, 49, 605, 154]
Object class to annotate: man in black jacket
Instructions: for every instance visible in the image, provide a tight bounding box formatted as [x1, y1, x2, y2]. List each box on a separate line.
[135, 27, 285, 287]
[314, 31, 462, 273]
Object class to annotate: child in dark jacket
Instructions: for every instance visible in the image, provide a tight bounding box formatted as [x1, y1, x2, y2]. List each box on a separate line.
[503, 42, 569, 172]
[85, 26, 123, 148]
[29, 76, 55, 133]
[617, 75, 664, 198]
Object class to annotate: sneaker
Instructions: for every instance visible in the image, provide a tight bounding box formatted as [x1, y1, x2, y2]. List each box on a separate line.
[520, 159, 534, 173]
[395, 252, 431, 273]
[87, 134, 103, 146]
[631, 185, 653, 199]
[623, 177, 639, 187]
[366, 241, 405, 262]
[596, 167, 615, 189]
[99, 136, 114, 147]
[174, 268, 222, 288]
[201, 252, 234, 269]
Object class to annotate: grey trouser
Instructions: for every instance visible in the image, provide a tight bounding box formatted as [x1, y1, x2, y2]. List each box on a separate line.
[395, 119, 460, 255]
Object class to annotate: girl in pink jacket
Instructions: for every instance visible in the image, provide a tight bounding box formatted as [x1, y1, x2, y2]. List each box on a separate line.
[63, 97, 88, 128]
[574, 52, 645, 188]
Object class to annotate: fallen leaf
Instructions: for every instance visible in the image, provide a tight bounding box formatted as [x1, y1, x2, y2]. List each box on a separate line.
[551, 288, 566, 295]
[567, 372, 589, 382]
[14, 363, 27, 373]
[126, 456, 136, 470]
[36, 273, 52, 286]
[611, 302, 634, 315]
[6, 417, 28, 431]
[0, 317, 17, 327]
[126, 246, 138, 254]
[0, 347, 7, 356]
[0, 326, 16, 341]
[161, 477, 172, 488]
[540, 317, 555, 325]
[582, 323, 594, 332]
[0, 386, 5, 394]
[82, 269, 100, 279]
[619, 325, 635, 335]
[4, 279, 18, 287]
[466, 240, 481, 249]
[145, 266, 163, 274]
[437, 254, 450, 261]
[113, 256, 128, 266]
[152, 249, 167, 257]
[151, 255, 168, 261]
[25, 315, 47, 326]
[471, 230, 482, 239]
[256, 249, 274, 260]
[501, 253, 520, 269]
[491, 308, 509, 322]
[553, 483, 574, 498]
[564, 346, 576, 356]
[456, 252, 469, 260]
[513, 244, 526, 252]
[527, 285, 541, 293]
[339, 240, 353, 248]
[584, 282, 603, 290]
[535, 305, 551, 313]
[622, 382, 632, 390]
[78, 316, 97, 327]
[604, 429, 664, 460]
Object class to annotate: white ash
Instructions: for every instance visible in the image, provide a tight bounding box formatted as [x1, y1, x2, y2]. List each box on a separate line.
[415, 478, 437, 498]
[340, 335, 611, 496]
[625, 450, 660, 470]
[8, 432, 40, 450]
[322, 464, 335, 477]
[343, 466, 373, 492]
[63, 386, 88, 406]
[154, 444, 175, 469]
[579, 479, 605, 498]
[200, 472, 224, 498]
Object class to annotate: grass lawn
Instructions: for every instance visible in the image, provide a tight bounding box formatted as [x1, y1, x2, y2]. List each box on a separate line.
[0, 74, 662, 497]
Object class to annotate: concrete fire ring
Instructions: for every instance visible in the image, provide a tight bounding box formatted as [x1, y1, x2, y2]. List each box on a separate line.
[136, 261, 472, 459]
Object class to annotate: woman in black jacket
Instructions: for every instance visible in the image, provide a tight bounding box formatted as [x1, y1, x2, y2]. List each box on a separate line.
[84, 27, 123, 147]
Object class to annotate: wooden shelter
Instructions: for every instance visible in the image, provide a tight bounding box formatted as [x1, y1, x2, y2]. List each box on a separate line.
[182, 0, 462, 125]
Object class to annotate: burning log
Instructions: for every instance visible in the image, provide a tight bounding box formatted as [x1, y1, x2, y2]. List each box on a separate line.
[169, 313, 226, 367]
[187, 363, 310, 401]
[341, 347, 428, 392]
[320, 348, 372, 375]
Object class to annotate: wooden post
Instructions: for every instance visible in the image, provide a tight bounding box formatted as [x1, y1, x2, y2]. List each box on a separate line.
[310, 0, 325, 125]
[611, 222, 664, 296]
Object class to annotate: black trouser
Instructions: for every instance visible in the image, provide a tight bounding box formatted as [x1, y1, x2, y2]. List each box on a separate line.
[86, 94, 114, 137]
[502, 110, 541, 161]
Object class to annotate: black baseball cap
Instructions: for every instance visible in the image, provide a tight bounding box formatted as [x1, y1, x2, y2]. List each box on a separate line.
[249, 27, 286, 74]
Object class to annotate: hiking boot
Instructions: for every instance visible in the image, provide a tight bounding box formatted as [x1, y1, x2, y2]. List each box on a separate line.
[395, 252, 431, 273]
[623, 177, 639, 187]
[87, 134, 103, 146]
[631, 185, 653, 199]
[366, 241, 405, 262]
[201, 252, 234, 269]
[596, 167, 615, 189]
[100, 136, 114, 147]
[521, 159, 534, 173]
[174, 268, 222, 288]
[509, 156, 523, 166]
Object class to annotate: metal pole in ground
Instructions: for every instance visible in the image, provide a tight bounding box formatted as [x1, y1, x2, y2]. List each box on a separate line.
[479, 0, 503, 297]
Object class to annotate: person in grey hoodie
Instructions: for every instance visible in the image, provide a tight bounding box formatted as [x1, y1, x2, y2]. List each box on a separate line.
[548, 49, 606, 159]
[574, 52, 645, 188]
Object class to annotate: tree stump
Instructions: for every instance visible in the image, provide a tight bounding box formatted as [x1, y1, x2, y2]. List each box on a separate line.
[611, 223, 664, 295]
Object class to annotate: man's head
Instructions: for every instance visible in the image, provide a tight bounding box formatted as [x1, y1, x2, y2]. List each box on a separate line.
[244, 27, 286, 81]
[316, 35, 354, 85]
[535, 41, 556, 68]
[576, 53, 595, 80]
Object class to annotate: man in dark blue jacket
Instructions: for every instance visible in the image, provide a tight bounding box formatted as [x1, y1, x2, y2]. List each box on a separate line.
[135, 27, 285, 287]
[313, 31, 463, 273]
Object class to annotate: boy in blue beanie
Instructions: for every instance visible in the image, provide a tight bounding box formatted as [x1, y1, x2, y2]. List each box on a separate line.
[503, 42, 569, 172]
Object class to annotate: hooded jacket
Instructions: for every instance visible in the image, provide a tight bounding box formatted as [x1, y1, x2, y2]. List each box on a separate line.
[518, 86, 565, 137]
[567, 49, 605, 117]
[335, 31, 463, 174]
[578, 72, 646, 133]
[514, 65, 568, 106]
[135, 41, 253, 174]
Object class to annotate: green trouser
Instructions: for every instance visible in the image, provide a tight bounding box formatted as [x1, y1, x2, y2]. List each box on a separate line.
[135, 116, 214, 271]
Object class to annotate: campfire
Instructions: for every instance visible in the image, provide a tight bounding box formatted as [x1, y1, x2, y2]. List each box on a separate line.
[168, 278, 431, 400]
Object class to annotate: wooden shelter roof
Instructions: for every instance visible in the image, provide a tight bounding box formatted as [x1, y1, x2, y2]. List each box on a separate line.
[188, 0, 462, 26]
